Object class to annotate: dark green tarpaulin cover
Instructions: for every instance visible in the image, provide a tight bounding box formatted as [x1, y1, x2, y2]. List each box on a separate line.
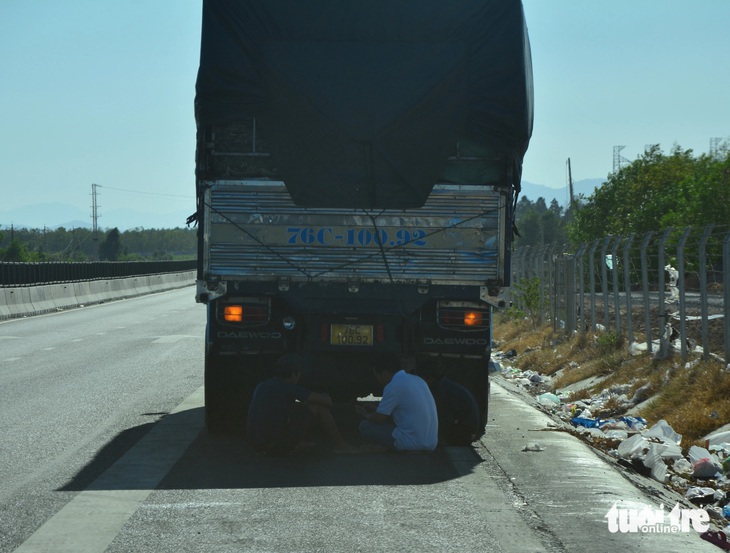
[195, 0, 533, 208]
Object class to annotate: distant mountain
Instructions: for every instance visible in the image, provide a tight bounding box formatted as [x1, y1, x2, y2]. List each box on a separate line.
[0, 203, 193, 232]
[519, 178, 605, 205]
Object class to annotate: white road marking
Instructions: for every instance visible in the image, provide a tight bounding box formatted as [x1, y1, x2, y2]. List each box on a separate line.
[42, 348, 56, 351]
[71, 339, 83, 342]
[15, 386, 205, 553]
[3, 357, 22, 362]
[151, 335, 195, 344]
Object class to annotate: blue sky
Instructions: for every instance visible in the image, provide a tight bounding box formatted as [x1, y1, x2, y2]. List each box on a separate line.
[1, 1, 729, 218]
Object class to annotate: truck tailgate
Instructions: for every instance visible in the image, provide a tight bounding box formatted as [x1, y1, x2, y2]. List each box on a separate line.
[203, 181, 507, 286]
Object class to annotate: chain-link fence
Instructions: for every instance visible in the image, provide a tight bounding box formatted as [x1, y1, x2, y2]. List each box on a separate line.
[512, 225, 730, 364]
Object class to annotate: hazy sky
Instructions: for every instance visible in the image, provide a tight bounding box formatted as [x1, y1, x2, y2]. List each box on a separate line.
[2, 1, 729, 216]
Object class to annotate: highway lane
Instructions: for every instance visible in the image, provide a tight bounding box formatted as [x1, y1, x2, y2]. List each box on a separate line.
[0, 288, 206, 551]
[0, 288, 720, 552]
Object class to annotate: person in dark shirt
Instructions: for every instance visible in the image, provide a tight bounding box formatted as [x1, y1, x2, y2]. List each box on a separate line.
[417, 356, 480, 446]
[247, 354, 356, 455]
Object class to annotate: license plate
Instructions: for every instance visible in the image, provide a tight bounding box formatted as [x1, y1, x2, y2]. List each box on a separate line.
[330, 324, 373, 346]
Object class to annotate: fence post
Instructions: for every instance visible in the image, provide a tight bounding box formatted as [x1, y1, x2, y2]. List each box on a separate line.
[600, 236, 612, 330]
[547, 244, 556, 323]
[699, 225, 714, 361]
[589, 239, 600, 332]
[724, 231, 730, 365]
[576, 243, 587, 335]
[640, 232, 655, 353]
[623, 234, 635, 345]
[676, 227, 692, 361]
[657, 229, 673, 359]
[611, 236, 622, 336]
[565, 254, 576, 334]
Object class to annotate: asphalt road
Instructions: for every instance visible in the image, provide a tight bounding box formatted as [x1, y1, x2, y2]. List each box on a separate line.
[0, 288, 720, 552]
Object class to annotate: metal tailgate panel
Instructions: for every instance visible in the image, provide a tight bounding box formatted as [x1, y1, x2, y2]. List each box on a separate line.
[204, 181, 506, 286]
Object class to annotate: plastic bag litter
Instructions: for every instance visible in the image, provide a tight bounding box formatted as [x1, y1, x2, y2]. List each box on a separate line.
[673, 458, 693, 474]
[571, 417, 601, 428]
[537, 393, 561, 406]
[644, 444, 668, 483]
[694, 458, 723, 479]
[706, 430, 730, 447]
[620, 416, 647, 431]
[651, 441, 683, 460]
[618, 434, 650, 460]
[603, 429, 629, 441]
[522, 443, 544, 452]
[644, 419, 682, 445]
[686, 486, 717, 501]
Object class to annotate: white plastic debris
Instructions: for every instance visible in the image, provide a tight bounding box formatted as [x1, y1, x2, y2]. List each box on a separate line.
[644, 444, 668, 483]
[537, 393, 561, 406]
[603, 429, 629, 441]
[644, 419, 682, 445]
[685, 486, 716, 501]
[706, 430, 730, 447]
[618, 434, 650, 460]
[672, 458, 693, 474]
[651, 441, 684, 460]
[688, 445, 723, 478]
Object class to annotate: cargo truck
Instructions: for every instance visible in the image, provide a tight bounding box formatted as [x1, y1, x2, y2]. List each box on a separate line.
[193, 0, 533, 434]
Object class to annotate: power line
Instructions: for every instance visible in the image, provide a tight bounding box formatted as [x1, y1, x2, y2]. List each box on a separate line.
[97, 184, 191, 199]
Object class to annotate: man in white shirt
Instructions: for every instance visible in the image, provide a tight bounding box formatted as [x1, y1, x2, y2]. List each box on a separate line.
[357, 354, 438, 452]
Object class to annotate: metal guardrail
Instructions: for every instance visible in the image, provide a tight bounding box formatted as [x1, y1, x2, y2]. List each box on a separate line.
[512, 225, 730, 363]
[0, 260, 197, 287]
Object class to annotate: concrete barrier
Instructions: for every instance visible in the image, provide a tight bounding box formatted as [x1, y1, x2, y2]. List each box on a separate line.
[27, 285, 61, 315]
[0, 271, 196, 320]
[3, 287, 34, 318]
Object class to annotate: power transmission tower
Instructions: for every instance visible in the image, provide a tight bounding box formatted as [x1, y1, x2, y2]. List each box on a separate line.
[91, 183, 101, 241]
[710, 137, 722, 158]
[613, 146, 631, 173]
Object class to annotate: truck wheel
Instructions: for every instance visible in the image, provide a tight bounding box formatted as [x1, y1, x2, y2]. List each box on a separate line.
[204, 350, 250, 434]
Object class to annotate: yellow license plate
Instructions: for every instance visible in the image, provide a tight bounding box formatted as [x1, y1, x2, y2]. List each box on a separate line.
[330, 324, 373, 346]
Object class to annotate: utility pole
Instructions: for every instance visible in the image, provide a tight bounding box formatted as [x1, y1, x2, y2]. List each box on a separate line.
[91, 183, 101, 241]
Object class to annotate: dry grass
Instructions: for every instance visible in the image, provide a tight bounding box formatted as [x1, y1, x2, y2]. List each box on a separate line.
[639, 362, 730, 444]
[492, 314, 730, 443]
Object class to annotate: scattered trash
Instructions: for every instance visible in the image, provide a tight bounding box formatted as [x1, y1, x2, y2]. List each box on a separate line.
[700, 530, 730, 551]
[644, 419, 682, 445]
[494, 347, 730, 518]
[690, 446, 723, 479]
[603, 429, 629, 441]
[629, 382, 653, 405]
[673, 458, 693, 474]
[617, 434, 649, 460]
[686, 486, 717, 505]
[571, 416, 601, 429]
[643, 444, 668, 483]
[537, 393, 561, 406]
[620, 416, 647, 431]
[707, 430, 730, 447]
